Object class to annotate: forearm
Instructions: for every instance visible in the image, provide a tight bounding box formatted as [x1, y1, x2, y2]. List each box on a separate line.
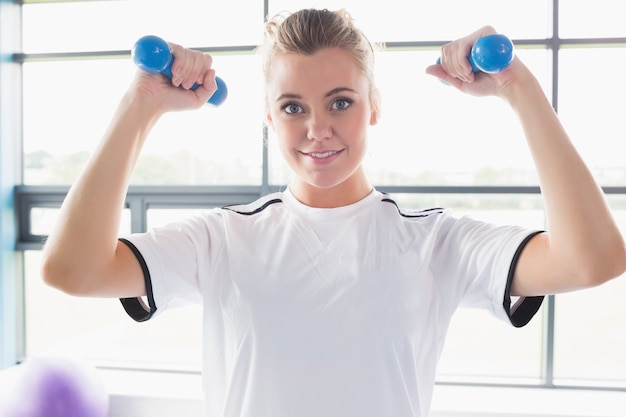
[41, 91, 162, 293]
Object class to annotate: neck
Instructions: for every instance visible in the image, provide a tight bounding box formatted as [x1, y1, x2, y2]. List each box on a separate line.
[289, 169, 373, 208]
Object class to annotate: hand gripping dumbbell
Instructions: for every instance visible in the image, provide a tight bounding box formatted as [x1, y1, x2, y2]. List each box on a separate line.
[132, 35, 228, 106]
[437, 33, 515, 74]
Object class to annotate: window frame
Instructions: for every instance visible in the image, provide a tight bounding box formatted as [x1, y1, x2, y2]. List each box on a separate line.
[4, 0, 626, 395]
[0, 0, 24, 371]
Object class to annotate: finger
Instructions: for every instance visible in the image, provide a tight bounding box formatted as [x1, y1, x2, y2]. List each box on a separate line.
[169, 44, 214, 90]
[168, 43, 186, 86]
[180, 51, 209, 90]
[442, 43, 473, 83]
[195, 69, 219, 103]
[425, 64, 463, 88]
[439, 44, 458, 80]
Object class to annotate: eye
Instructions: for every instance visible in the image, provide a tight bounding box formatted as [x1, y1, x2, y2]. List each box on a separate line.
[331, 98, 352, 111]
[282, 103, 303, 114]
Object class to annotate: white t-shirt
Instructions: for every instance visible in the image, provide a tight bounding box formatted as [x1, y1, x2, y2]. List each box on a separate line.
[119, 188, 543, 417]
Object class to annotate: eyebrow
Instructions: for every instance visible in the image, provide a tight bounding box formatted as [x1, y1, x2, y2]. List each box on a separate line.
[275, 87, 358, 102]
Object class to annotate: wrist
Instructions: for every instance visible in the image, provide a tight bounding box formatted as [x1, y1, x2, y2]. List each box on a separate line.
[116, 87, 166, 133]
[498, 60, 545, 109]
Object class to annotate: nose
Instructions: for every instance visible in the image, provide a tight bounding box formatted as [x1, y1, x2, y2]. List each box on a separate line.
[306, 112, 332, 142]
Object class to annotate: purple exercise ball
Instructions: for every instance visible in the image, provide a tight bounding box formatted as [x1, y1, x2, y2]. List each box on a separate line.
[0, 357, 109, 417]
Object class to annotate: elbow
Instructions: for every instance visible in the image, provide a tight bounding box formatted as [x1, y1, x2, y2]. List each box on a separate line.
[578, 243, 626, 288]
[601, 239, 626, 283]
[40, 250, 91, 297]
[40, 262, 75, 296]
[605, 247, 626, 283]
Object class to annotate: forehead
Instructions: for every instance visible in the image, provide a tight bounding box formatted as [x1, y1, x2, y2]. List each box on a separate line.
[267, 48, 367, 97]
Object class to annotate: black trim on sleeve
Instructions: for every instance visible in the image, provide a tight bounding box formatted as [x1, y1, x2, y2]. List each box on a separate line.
[504, 231, 545, 328]
[118, 238, 157, 322]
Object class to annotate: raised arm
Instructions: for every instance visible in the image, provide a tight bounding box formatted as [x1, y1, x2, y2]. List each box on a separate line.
[41, 43, 218, 298]
[426, 27, 626, 296]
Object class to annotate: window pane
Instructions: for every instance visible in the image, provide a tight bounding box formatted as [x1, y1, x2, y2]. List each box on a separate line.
[270, 48, 551, 186]
[553, 198, 626, 385]
[25, 250, 202, 371]
[31, 208, 131, 236]
[15, 0, 626, 389]
[558, 48, 626, 186]
[268, 0, 551, 41]
[371, 48, 549, 186]
[23, 54, 264, 185]
[22, 0, 263, 53]
[560, 0, 626, 38]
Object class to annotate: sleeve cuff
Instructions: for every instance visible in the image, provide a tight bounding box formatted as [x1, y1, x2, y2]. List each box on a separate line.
[504, 231, 545, 328]
[118, 238, 158, 322]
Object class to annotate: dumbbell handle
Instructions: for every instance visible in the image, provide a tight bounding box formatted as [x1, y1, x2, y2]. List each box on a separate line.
[132, 35, 228, 107]
[438, 33, 514, 74]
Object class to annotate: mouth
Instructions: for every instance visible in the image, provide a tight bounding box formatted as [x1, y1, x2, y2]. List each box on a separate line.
[301, 149, 344, 159]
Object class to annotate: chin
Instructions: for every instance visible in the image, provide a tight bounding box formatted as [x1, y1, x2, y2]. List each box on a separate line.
[305, 175, 348, 190]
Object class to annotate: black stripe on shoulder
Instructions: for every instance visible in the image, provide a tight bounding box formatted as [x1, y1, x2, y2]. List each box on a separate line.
[381, 198, 444, 218]
[223, 198, 283, 216]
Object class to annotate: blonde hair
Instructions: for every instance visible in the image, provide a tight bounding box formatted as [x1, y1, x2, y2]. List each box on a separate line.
[260, 8, 381, 119]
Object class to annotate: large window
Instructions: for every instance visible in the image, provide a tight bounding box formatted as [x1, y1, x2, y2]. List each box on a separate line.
[4, 0, 626, 392]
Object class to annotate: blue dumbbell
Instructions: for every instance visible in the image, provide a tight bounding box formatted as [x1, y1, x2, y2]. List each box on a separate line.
[132, 35, 228, 107]
[437, 33, 514, 74]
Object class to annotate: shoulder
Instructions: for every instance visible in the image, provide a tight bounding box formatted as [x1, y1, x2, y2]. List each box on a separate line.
[368, 194, 453, 249]
[379, 195, 446, 219]
[373, 194, 528, 245]
[377, 193, 447, 221]
[221, 192, 284, 216]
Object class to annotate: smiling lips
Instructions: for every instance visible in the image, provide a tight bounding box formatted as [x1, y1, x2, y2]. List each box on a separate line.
[301, 149, 344, 160]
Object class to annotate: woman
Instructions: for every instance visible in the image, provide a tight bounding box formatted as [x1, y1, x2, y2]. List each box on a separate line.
[41, 8, 626, 417]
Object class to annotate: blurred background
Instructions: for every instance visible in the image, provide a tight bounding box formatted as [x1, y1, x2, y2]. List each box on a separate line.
[1, 0, 625, 403]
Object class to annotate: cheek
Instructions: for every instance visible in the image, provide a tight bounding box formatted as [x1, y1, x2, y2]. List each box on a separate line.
[273, 123, 302, 159]
[343, 115, 370, 146]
